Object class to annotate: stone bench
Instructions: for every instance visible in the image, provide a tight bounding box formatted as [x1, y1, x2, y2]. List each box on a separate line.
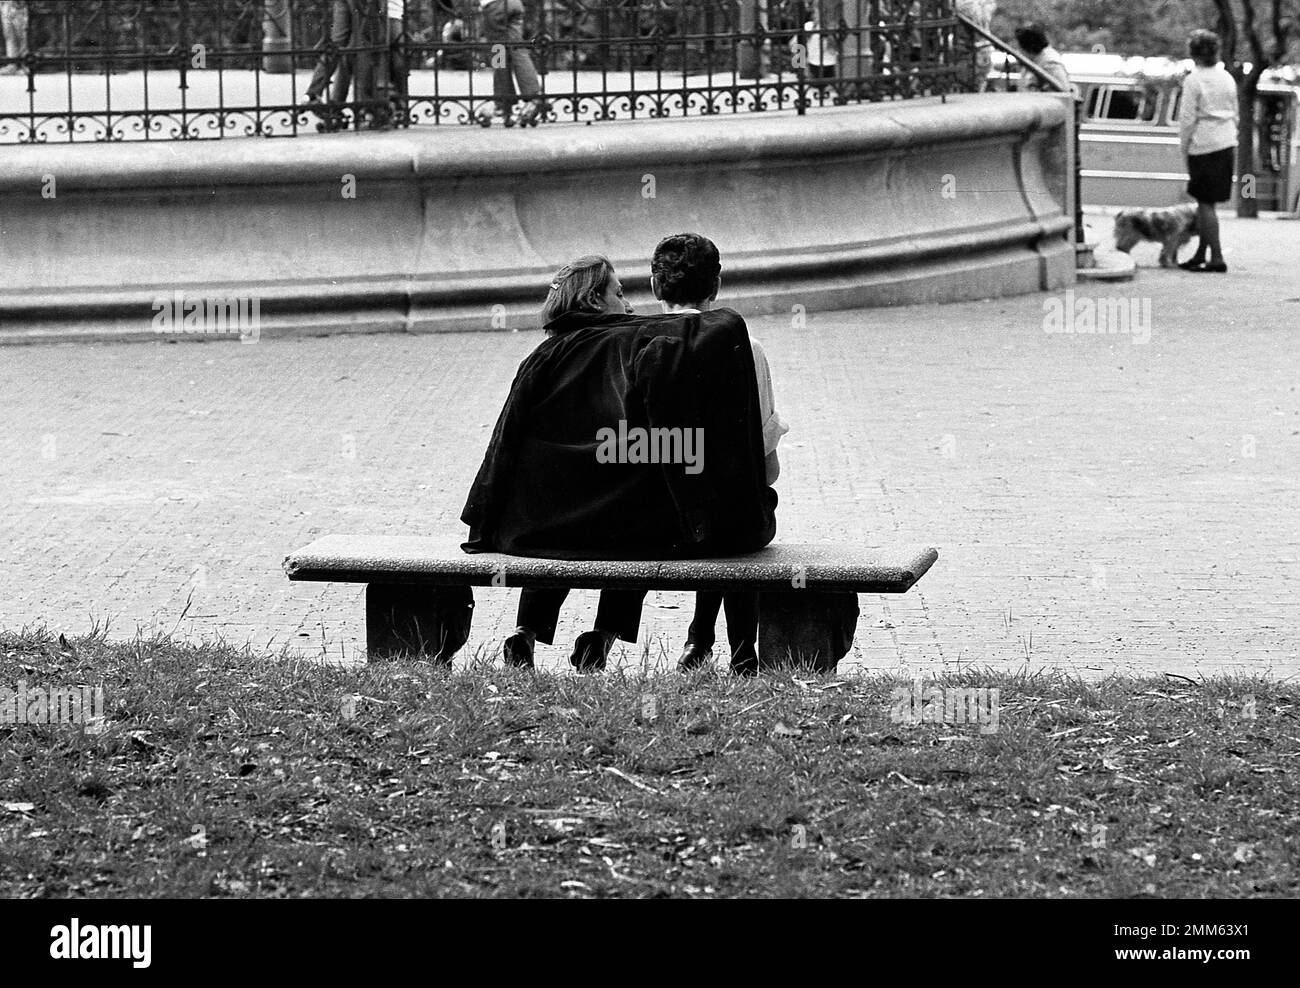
[283, 535, 939, 673]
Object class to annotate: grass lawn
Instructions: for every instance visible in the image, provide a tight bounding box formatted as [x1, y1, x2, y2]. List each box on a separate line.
[1, 628, 1296, 898]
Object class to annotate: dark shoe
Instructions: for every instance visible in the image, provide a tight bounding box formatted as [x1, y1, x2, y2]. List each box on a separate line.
[730, 659, 759, 678]
[502, 630, 535, 670]
[570, 630, 613, 673]
[729, 646, 759, 678]
[1203, 261, 1228, 273]
[1178, 259, 1207, 271]
[513, 99, 550, 127]
[676, 642, 714, 672]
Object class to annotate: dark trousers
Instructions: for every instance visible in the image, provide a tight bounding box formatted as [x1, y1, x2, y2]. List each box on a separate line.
[482, 0, 540, 114]
[516, 587, 646, 644]
[307, 0, 355, 100]
[387, 17, 409, 102]
[309, 0, 391, 116]
[688, 591, 759, 672]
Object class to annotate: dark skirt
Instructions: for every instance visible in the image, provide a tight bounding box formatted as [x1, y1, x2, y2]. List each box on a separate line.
[1187, 146, 1235, 204]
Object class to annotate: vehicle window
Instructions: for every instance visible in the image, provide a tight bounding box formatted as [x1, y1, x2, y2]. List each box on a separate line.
[1084, 85, 1103, 120]
[1106, 88, 1142, 120]
[1141, 92, 1161, 122]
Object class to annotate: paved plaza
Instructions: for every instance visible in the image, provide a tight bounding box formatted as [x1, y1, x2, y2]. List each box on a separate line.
[2, 211, 1297, 676]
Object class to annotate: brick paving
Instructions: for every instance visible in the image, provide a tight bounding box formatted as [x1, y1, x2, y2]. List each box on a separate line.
[2, 211, 1298, 677]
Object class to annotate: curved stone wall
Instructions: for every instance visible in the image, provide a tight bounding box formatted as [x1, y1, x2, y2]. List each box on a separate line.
[0, 93, 1075, 344]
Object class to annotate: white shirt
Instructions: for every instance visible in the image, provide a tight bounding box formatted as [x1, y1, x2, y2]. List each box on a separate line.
[1180, 64, 1239, 156]
[749, 337, 790, 456]
[388, 0, 404, 18]
[802, 22, 838, 67]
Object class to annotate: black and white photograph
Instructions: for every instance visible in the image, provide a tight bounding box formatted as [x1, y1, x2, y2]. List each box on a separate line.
[0, 0, 1296, 956]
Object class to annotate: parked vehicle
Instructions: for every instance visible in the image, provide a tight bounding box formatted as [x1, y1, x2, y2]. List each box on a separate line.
[989, 51, 1300, 212]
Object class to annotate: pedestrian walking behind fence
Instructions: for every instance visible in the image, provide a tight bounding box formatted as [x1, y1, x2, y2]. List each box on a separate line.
[0, 0, 28, 75]
[479, 0, 545, 124]
[386, 0, 409, 108]
[956, 0, 996, 92]
[306, 0, 392, 130]
[306, 0, 357, 105]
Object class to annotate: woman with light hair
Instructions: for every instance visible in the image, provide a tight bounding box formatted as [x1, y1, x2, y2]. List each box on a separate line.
[467, 255, 648, 672]
[1178, 29, 1238, 273]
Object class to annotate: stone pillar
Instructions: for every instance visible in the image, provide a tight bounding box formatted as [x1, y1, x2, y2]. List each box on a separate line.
[366, 584, 475, 664]
[261, 0, 294, 74]
[758, 591, 860, 674]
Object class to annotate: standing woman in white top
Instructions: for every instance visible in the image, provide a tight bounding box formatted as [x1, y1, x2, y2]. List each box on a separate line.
[792, 1, 838, 89]
[1179, 29, 1239, 273]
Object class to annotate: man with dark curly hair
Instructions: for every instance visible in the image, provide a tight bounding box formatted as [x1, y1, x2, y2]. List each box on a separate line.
[1014, 21, 1072, 95]
[651, 234, 788, 676]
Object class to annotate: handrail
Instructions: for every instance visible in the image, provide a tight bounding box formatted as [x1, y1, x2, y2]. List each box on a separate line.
[955, 12, 1071, 94]
[956, 12, 1084, 248]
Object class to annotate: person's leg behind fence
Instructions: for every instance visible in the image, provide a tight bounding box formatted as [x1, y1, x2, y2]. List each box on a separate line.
[837, 0, 875, 97]
[348, 0, 388, 126]
[0, 0, 30, 74]
[307, 0, 354, 100]
[388, 13, 409, 104]
[481, 0, 517, 116]
[504, 0, 541, 109]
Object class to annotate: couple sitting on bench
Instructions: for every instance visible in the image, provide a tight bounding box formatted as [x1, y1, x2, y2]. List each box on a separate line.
[461, 233, 789, 674]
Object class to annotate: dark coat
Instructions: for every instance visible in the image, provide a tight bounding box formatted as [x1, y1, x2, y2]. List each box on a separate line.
[461, 307, 777, 560]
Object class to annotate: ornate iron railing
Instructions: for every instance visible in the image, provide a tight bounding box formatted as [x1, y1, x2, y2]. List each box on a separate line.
[0, 1, 973, 142]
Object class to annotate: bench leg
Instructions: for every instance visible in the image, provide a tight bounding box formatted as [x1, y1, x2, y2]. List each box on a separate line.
[365, 584, 474, 665]
[758, 591, 860, 674]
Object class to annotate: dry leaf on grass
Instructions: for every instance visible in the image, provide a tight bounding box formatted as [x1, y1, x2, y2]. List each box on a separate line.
[1128, 847, 1157, 867]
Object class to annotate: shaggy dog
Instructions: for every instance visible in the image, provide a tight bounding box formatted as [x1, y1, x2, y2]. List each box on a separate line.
[1113, 204, 1198, 268]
